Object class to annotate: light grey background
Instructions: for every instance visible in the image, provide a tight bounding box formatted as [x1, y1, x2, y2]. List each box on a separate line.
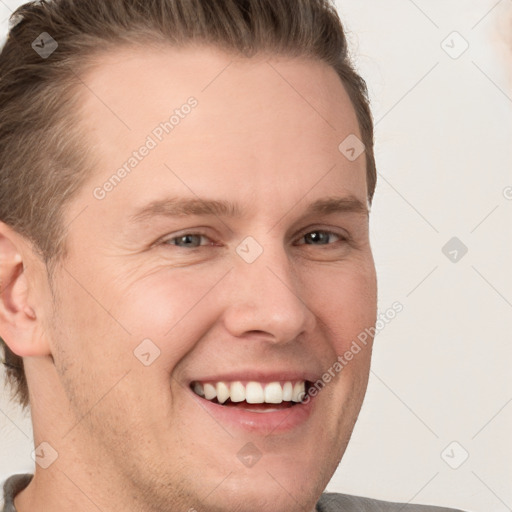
[0, 1, 511, 511]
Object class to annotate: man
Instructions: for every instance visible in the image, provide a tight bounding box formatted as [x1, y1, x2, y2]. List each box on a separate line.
[0, 1, 466, 511]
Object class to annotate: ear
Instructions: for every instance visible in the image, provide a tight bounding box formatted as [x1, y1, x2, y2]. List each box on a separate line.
[0, 222, 51, 358]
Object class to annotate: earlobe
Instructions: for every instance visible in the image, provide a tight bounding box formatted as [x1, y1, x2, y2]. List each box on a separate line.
[0, 222, 51, 358]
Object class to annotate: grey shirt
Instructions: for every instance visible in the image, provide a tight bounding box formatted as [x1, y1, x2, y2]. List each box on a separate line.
[316, 492, 466, 511]
[2, 474, 466, 512]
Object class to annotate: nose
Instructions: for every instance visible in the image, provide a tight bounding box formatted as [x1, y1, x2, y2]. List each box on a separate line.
[221, 242, 316, 344]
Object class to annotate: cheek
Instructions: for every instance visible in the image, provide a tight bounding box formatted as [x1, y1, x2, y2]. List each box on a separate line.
[305, 261, 377, 350]
[109, 266, 230, 371]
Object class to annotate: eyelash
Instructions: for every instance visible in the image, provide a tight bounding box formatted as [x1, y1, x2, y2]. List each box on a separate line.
[160, 229, 349, 249]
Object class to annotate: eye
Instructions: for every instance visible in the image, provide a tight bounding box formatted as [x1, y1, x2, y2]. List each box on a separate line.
[297, 230, 347, 246]
[162, 233, 212, 249]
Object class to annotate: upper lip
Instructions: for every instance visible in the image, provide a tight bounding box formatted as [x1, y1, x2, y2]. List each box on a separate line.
[188, 370, 320, 385]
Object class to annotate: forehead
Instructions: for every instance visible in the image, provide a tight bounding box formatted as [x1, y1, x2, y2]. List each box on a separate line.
[78, 43, 358, 121]
[69, 44, 367, 222]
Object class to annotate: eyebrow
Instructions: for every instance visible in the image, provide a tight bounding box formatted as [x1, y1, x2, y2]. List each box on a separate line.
[128, 195, 368, 223]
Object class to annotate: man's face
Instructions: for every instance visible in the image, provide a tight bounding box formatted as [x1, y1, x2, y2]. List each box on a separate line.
[40, 46, 377, 511]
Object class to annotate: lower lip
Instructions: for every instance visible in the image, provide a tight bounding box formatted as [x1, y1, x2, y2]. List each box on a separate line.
[189, 390, 316, 434]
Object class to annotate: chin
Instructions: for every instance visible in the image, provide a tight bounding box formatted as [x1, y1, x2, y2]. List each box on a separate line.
[196, 452, 331, 512]
[201, 474, 321, 512]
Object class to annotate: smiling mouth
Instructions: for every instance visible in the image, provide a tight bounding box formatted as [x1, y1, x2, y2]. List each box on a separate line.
[190, 380, 310, 411]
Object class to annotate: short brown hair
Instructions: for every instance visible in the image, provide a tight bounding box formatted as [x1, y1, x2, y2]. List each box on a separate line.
[0, 0, 377, 408]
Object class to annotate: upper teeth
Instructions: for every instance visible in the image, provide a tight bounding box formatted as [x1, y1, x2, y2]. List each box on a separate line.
[192, 381, 306, 404]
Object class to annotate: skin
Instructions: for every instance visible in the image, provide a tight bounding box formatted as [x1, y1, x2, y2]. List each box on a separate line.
[0, 45, 377, 512]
